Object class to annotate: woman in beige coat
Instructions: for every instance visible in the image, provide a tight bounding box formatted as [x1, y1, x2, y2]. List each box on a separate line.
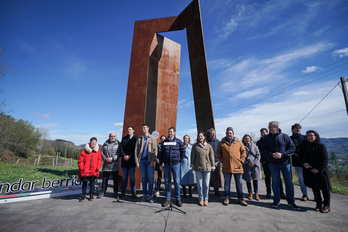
[191, 131, 215, 206]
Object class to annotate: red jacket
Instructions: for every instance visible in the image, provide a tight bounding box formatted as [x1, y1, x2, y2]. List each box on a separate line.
[78, 144, 102, 179]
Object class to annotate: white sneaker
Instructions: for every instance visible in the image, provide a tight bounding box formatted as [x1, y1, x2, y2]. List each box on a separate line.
[154, 191, 160, 197]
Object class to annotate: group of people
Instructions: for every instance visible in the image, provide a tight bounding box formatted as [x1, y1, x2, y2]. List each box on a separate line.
[77, 121, 331, 213]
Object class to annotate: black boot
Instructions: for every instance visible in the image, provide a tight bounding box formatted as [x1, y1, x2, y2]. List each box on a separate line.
[80, 184, 87, 202]
[90, 190, 94, 201]
[79, 195, 86, 202]
[182, 186, 187, 198]
[189, 186, 192, 198]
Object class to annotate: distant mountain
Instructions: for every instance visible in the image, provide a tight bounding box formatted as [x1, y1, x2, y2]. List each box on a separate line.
[46, 140, 83, 159]
[55, 139, 75, 145]
[322, 137, 348, 162]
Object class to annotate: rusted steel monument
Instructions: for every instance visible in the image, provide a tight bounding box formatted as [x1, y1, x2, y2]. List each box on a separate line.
[122, 0, 214, 188]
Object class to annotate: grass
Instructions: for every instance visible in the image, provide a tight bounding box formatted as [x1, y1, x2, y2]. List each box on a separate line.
[260, 167, 348, 196]
[0, 163, 80, 192]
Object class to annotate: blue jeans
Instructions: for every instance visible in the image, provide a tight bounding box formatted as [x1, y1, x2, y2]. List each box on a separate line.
[164, 164, 181, 200]
[246, 180, 258, 194]
[139, 160, 155, 197]
[269, 163, 295, 204]
[223, 173, 243, 200]
[294, 166, 307, 195]
[121, 167, 136, 193]
[196, 171, 211, 201]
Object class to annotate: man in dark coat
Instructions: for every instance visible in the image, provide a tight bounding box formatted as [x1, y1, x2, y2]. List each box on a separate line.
[290, 123, 308, 201]
[256, 128, 286, 199]
[207, 128, 221, 197]
[119, 126, 138, 198]
[262, 121, 299, 210]
[159, 127, 186, 207]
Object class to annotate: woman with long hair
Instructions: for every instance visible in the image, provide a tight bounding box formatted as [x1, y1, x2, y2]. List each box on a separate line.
[300, 130, 331, 213]
[191, 131, 215, 206]
[180, 135, 194, 198]
[242, 134, 261, 201]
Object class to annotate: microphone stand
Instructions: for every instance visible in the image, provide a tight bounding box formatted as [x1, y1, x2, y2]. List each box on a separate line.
[156, 142, 186, 214]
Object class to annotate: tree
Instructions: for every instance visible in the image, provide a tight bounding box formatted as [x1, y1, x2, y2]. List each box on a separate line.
[0, 113, 41, 157]
[330, 152, 339, 167]
[37, 128, 54, 154]
[0, 46, 18, 113]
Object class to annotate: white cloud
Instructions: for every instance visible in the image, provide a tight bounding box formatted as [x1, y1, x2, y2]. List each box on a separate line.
[184, 101, 194, 108]
[235, 88, 268, 99]
[40, 113, 51, 119]
[178, 80, 347, 141]
[301, 66, 322, 73]
[217, 1, 283, 39]
[67, 61, 88, 79]
[313, 26, 331, 37]
[333, 47, 348, 58]
[34, 123, 59, 128]
[216, 0, 322, 40]
[178, 99, 194, 108]
[217, 42, 333, 94]
[215, 81, 346, 139]
[32, 112, 51, 119]
[178, 99, 186, 108]
[293, 91, 309, 96]
[113, 122, 123, 127]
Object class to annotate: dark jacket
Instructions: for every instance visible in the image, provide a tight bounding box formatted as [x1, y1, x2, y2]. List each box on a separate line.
[120, 134, 138, 168]
[290, 133, 306, 167]
[159, 136, 185, 165]
[207, 137, 220, 163]
[256, 137, 267, 163]
[101, 139, 121, 172]
[299, 141, 331, 190]
[262, 129, 295, 165]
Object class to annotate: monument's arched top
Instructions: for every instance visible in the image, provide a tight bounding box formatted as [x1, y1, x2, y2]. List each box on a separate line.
[123, 0, 214, 141]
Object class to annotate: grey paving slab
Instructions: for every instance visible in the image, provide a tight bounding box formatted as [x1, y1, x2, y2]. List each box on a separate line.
[0, 178, 348, 232]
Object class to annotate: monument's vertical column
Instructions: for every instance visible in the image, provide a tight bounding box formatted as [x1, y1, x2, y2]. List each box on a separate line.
[171, 0, 215, 133]
[148, 34, 181, 140]
[122, 17, 177, 189]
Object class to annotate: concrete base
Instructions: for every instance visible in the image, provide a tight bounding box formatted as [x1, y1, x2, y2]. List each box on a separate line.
[1, 178, 347, 232]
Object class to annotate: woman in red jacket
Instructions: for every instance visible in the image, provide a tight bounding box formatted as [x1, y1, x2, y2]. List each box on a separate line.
[78, 137, 102, 202]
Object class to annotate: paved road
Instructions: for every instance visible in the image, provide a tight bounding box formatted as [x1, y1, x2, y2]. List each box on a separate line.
[1, 177, 347, 232]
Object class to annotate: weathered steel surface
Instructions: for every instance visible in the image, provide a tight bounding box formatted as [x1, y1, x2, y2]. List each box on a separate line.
[122, 0, 213, 189]
[122, 16, 177, 139]
[122, 17, 179, 189]
[170, 0, 215, 133]
[147, 34, 181, 138]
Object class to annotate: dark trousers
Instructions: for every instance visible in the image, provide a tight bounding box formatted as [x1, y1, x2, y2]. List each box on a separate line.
[156, 169, 162, 191]
[101, 171, 119, 194]
[81, 176, 96, 196]
[262, 162, 284, 194]
[212, 162, 221, 192]
[312, 186, 330, 207]
[246, 180, 258, 194]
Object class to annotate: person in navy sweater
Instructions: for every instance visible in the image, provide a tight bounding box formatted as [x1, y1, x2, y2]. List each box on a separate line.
[159, 127, 186, 207]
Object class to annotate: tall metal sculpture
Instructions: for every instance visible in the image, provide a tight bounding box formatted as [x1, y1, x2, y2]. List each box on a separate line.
[122, 0, 214, 188]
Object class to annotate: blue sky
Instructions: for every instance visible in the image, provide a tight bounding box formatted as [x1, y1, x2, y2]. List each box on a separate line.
[1, 0, 348, 145]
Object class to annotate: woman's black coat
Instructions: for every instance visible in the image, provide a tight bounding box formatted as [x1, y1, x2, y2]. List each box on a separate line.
[299, 141, 331, 191]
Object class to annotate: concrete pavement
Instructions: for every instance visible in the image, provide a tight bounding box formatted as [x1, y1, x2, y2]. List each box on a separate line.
[1, 178, 348, 232]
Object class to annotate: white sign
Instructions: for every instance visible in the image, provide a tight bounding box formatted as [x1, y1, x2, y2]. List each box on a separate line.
[152, 131, 159, 139]
[163, 142, 177, 146]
